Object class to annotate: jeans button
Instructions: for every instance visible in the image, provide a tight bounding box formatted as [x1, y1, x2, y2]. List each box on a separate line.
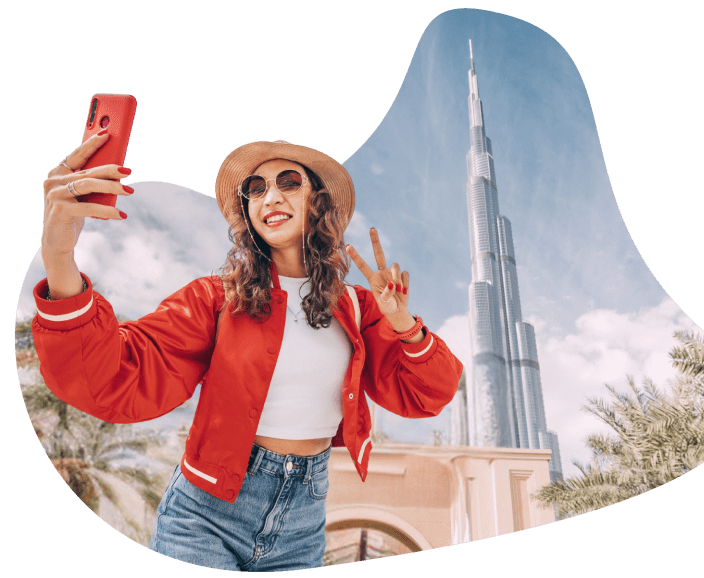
[286, 461, 293, 472]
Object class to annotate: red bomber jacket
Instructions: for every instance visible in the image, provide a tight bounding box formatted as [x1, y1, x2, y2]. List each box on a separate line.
[32, 267, 463, 503]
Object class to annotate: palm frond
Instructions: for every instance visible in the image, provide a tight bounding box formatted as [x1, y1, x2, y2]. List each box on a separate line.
[535, 334, 704, 516]
[670, 331, 704, 378]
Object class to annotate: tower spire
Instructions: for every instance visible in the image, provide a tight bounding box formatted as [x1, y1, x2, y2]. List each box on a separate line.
[464, 42, 563, 483]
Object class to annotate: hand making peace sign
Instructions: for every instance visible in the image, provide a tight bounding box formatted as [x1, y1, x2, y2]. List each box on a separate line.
[345, 228, 423, 343]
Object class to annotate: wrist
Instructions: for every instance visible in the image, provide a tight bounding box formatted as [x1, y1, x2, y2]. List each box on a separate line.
[394, 315, 424, 343]
[389, 312, 417, 333]
[401, 329, 425, 344]
[42, 254, 84, 300]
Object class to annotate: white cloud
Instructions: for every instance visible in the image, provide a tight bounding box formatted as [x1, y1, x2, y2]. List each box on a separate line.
[345, 210, 392, 254]
[524, 314, 547, 335]
[540, 298, 700, 478]
[435, 298, 701, 479]
[17, 183, 232, 322]
[436, 314, 470, 369]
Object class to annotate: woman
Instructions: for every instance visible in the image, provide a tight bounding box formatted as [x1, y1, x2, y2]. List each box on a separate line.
[33, 134, 463, 571]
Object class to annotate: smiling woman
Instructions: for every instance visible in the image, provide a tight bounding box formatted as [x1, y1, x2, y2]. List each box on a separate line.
[32, 137, 463, 571]
[221, 154, 349, 327]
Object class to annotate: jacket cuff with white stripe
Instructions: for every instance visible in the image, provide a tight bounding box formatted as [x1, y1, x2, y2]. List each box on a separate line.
[33, 274, 97, 331]
[399, 326, 436, 364]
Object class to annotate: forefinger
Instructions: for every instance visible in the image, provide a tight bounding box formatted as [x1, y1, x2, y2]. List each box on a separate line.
[369, 227, 387, 270]
[345, 244, 375, 282]
[48, 130, 109, 178]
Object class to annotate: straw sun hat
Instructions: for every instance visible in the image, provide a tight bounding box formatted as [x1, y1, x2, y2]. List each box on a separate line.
[215, 140, 355, 229]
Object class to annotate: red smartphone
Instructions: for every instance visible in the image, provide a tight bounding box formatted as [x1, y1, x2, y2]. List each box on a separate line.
[78, 94, 137, 207]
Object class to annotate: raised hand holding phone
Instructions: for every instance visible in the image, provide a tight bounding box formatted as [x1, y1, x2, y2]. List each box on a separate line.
[41, 94, 136, 299]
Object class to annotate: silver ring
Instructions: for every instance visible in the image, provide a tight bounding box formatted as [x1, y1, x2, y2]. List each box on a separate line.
[378, 265, 387, 271]
[67, 181, 79, 198]
[60, 158, 75, 171]
[380, 295, 392, 303]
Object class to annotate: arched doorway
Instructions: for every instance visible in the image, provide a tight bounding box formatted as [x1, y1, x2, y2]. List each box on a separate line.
[324, 508, 433, 565]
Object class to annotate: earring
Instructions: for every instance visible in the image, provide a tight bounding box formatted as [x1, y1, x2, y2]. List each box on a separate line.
[302, 192, 308, 276]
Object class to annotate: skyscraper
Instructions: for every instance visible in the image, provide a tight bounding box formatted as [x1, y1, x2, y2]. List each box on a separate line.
[464, 40, 563, 482]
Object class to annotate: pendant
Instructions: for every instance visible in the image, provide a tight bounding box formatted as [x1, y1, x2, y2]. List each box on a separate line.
[287, 305, 301, 322]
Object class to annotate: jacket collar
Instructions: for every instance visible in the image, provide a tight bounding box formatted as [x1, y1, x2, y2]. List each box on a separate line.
[270, 261, 281, 290]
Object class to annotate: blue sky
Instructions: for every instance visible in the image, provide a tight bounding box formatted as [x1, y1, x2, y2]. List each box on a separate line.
[14, 9, 701, 480]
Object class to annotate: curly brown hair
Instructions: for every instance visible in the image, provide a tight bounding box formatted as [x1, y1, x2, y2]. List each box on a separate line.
[220, 165, 350, 328]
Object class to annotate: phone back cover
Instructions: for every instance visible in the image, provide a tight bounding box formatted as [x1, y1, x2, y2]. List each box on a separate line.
[80, 94, 137, 206]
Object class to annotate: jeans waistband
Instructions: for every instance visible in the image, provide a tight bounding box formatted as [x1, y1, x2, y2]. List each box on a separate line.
[247, 443, 330, 480]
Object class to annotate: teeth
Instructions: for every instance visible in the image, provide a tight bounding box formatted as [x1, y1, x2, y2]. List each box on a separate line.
[266, 214, 291, 224]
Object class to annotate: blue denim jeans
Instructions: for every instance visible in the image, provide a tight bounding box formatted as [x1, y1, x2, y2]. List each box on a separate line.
[148, 443, 330, 571]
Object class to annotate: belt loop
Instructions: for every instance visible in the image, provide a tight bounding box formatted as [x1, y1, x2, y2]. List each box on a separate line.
[248, 445, 265, 475]
[304, 456, 313, 484]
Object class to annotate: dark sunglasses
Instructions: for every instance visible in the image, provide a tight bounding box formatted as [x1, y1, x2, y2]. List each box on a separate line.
[237, 169, 308, 200]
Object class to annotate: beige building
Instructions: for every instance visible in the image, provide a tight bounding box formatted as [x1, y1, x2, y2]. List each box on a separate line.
[324, 443, 555, 560]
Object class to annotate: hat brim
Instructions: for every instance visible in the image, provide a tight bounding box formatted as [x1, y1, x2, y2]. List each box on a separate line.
[215, 141, 355, 229]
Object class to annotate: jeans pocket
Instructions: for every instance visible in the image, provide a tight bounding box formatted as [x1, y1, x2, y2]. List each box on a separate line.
[308, 469, 329, 500]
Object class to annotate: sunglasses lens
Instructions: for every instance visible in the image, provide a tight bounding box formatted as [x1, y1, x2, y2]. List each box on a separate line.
[242, 175, 266, 199]
[241, 170, 304, 198]
[276, 170, 303, 193]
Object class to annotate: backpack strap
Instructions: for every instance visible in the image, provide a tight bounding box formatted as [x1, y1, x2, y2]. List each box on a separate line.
[345, 284, 361, 331]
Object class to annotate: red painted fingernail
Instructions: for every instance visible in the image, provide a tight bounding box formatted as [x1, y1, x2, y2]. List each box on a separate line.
[387, 282, 394, 290]
[403, 287, 407, 295]
[119, 211, 128, 219]
[123, 185, 134, 194]
[396, 284, 402, 292]
[97, 129, 108, 136]
[118, 167, 132, 175]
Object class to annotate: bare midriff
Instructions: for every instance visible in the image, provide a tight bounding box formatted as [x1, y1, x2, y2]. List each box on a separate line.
[253, 435, 332, 457]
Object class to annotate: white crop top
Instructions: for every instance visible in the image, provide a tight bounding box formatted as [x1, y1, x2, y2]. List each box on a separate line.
[255, 275, 354, 439]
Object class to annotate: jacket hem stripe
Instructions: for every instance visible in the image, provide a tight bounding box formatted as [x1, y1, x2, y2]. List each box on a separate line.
[357, 436, 371, 464]
[36, 297, 94, 322]
[183, 458, 217, 483]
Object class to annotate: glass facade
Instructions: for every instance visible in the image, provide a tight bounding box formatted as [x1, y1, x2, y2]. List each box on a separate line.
[463, 41, 563, 479]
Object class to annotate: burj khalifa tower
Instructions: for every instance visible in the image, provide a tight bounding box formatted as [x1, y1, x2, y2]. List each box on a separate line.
[464, 40, 563, 482]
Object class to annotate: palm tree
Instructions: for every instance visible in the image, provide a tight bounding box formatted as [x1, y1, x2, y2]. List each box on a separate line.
[17, 319, 168, 544]
[535, 332, 704, 519]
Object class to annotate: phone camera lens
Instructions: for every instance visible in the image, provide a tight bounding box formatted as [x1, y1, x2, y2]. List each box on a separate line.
[88, 98, 98, 126]
[100, 116, 110, 128]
